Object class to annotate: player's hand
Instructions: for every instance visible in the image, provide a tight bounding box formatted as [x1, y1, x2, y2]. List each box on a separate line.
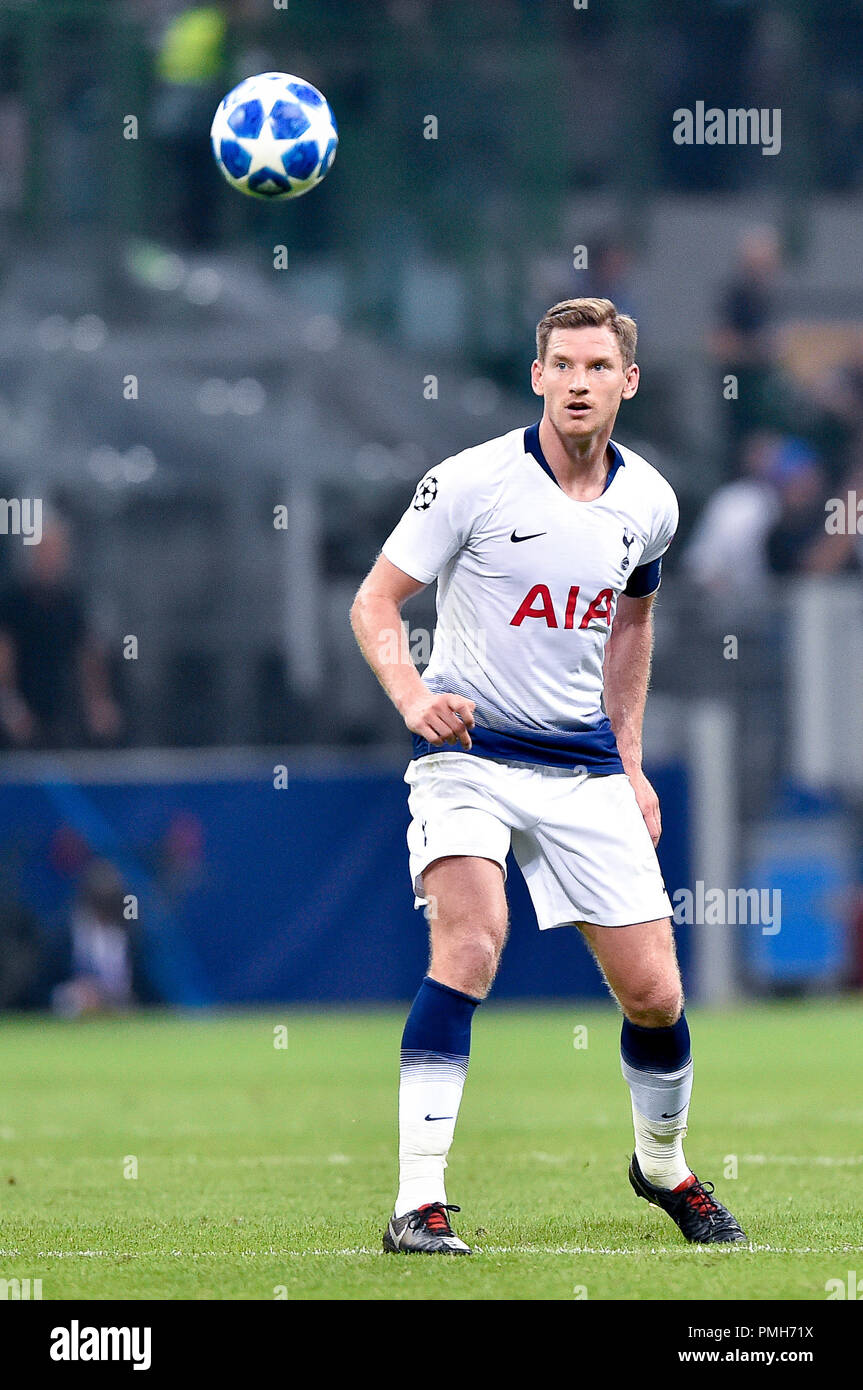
[403, 692, 476, 751]
[629, 767, 662, 846]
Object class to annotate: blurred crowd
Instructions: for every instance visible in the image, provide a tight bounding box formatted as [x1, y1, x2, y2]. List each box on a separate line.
[0, 514, 124, 751]
[0, 804, 212, 1012]
[688, 225, 863, 601]
[0, 855, 152, 1015]
[0, 1, 862, 233]
[0, 0, 860, 1011]
[4, 216, 861, 750]
[0, 0, 859, 756]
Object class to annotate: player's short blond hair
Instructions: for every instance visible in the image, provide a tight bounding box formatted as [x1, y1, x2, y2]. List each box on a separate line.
[535, 298, 638, 370]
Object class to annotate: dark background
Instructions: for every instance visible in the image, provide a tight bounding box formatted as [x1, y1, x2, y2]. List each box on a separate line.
[0, 0, 860, 1007]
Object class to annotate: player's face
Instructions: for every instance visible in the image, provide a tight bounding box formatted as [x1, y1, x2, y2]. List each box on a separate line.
[531, 326, 639, 440]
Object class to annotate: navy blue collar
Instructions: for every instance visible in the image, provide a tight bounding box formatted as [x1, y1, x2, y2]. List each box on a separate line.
[524, 420, 625, 495]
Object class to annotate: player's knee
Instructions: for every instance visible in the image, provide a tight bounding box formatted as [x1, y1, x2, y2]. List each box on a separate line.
[432, 919, 506, 996]
[461, 927, 505, 985]
[621, 980, 683, 1028]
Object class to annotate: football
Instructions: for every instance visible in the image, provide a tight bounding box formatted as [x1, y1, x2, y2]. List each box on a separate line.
[210, 72, 338, 200]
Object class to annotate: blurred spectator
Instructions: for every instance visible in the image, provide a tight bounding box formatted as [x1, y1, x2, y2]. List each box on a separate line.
[683, 431, 784, 594]
[793, 457, 863, 576]
[813, 334, 863, 470]
[811, 5, 863, 191]
[583, 235, 639, 321]
[765, 442, 838, 575]
[50, 860, 151, 1017]
[0, 516, 123, 750]
[709, 226, 784, 469]
[0, 31, 25, 216]
[157, 810, 206, 900]
[150, 3, 231, 248]
[0, 888, 43, 1009]
[684, 431, 855, 593]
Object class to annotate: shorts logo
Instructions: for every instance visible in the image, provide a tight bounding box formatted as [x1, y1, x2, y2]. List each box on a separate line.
[413, 476, 438, 511]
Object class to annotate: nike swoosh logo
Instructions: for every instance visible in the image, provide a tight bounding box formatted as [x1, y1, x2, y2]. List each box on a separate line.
[510, 529, 547, 543]
[424, 1113, 454, 1121]
[661, 1107, 687, 1119]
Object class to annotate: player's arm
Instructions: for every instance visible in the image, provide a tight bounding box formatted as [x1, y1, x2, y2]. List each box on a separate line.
[603, 591, 661, 845]
[350, 554, 476, 750]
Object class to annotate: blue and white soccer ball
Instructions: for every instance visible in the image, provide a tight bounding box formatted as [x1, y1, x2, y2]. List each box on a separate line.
[210, 72, 338, 200]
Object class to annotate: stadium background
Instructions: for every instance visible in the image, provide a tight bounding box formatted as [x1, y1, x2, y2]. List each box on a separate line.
[2, 0, 863, 1310]
[0, 1, 861, 1014]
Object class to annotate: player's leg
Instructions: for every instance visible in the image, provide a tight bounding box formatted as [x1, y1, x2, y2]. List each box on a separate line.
[394, 855, 507, 1229]
[513, 768, 746, 1241]
[425, 853, 510, 997]
[513, 771, 691, 1185]
[385, 754, 515, 1252]
[577, 916, 692, 1188]
[579, 915, 746, 1242]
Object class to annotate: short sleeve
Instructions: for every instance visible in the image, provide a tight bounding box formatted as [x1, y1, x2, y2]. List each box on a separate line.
[381, 458, 477, 584]
[638, 482, 679, 567]
[624, 481, 679, 597]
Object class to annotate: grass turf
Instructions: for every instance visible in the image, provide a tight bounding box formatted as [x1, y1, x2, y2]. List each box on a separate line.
[0, 1001, 861, 1300]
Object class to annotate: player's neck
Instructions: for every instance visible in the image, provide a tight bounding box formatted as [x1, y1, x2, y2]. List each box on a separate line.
[538, 415, 614, 501]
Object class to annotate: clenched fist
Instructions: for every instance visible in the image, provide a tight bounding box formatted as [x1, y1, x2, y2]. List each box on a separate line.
[403, 692, 476, 751]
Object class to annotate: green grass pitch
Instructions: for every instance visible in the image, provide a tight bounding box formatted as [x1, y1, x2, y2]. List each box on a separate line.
[1, 1001, 861, 1300]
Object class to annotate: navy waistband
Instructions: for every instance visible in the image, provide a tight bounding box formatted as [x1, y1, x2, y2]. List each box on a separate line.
[411, 717, 624, 773]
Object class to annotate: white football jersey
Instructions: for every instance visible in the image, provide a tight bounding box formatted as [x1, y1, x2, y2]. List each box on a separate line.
[382, 422, 678, 771]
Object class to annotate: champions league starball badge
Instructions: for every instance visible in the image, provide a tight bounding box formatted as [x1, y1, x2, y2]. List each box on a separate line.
[412, 476, 438, 510]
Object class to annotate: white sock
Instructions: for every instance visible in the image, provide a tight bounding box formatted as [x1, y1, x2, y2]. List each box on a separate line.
[395, 1056, 467, 1217]
[622, 1056, 694, 1188]
[631, 1094, 692, 1189]
[394, 975, 479, 1216]
[620, 1015, 694, 1190]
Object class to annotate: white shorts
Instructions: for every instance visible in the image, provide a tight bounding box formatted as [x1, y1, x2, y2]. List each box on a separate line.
[405, 753, 672, 930]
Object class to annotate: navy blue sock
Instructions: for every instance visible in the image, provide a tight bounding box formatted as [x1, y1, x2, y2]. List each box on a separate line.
[396, 976, 481, 1216]
[620, 1013, 691, 1073]
[401, 974, 480, 1066]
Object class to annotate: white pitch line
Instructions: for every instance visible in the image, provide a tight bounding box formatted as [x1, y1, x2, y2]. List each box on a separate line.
[23, 1155, 347, 1168]
[10, 1152, 863, 1167]
[474, 1244, 863, 1256]
[3, 1243, 863, 1260]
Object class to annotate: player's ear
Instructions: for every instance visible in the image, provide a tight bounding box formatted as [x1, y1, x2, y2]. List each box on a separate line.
[621, 363, 639, 399]
[530, 357, 544, 395]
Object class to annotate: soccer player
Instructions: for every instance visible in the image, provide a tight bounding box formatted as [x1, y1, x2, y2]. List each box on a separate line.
[350, 298, 747, 1253]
